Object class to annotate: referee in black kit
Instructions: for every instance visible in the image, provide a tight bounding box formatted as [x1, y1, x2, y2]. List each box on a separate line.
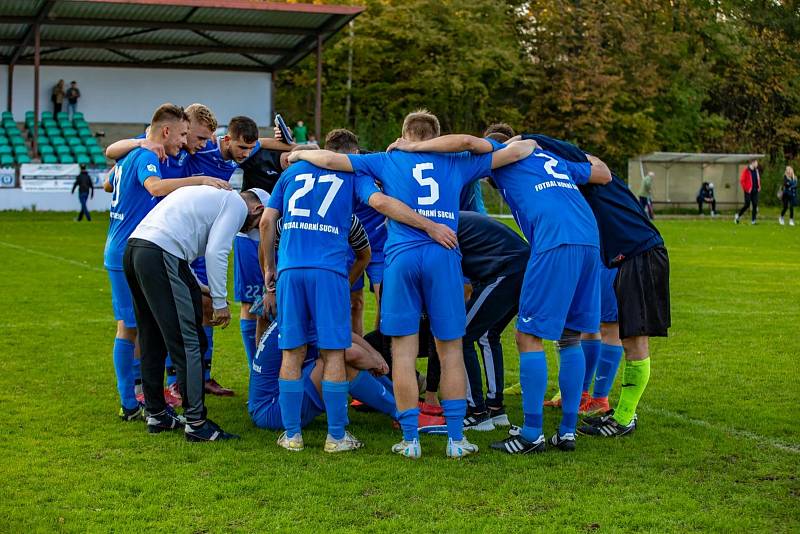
[124, 185, 269, 442]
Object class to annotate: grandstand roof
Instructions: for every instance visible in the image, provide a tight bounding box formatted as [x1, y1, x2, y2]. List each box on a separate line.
[635, 152, 765, 165]
[0, 0, 364, 72]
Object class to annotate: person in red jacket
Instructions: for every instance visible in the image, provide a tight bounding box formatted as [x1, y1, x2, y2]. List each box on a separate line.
[735, 159, 761, 225]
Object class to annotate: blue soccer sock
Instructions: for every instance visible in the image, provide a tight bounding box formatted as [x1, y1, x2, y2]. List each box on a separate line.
[581, 339, 602, 394]
[322, 380, 350, 440]
[593, 344, 624, 399]
[239, 318, 257, 366]
[397, 408, 420, 442]
[278, 378, 304, 438]
[441, 398, 467, 441]
[165, 355, 177, 386]
[203, 326, 214, 381]
[112, 338, 138, 410]
[558, 345, 586, 436]
[349, 370, 397, 418]
[519, 351, 547, 442]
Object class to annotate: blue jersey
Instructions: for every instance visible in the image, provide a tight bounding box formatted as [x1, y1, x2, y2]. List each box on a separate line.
[348, 151, 491, 262]
[187, 137, 261, 180]
[133, 133, 189, 179]
[248, 321, 318, 415]
[103, 148, 161, 270]
[487, 139, 597, 254]
[267, 160, 379, 276]
[354, 201, 387, 259]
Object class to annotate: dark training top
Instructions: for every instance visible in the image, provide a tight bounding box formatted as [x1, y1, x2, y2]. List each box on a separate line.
[522, 134, 664, 267]
[457, 211, 530, 284]
[239, 148, 283, 193]
[71, 171, 94, 196]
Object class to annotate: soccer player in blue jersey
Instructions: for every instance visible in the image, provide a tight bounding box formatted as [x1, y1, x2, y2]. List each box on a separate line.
[264, 128, 461, 453]
[103, 103, 231, 420]
[289, 112, 534, 458]
[388, 129, 612, 454]
[249, 322, 398, 439]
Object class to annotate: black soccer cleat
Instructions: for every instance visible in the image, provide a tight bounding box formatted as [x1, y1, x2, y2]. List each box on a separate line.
[548, 431, 576, 451]
[578, 412, 636, 437]
[146, 408, 185, 434]
[184, 419, 240, 442]
[118, 404, 144, 422]
[581, 408, 616, 427]
[463, 411, 496, 431]
[490, 434, 546, 455]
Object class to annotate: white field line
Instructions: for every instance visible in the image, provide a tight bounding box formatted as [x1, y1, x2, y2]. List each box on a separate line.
[0, 241, 105, 273]
[640, 406, 800, 454]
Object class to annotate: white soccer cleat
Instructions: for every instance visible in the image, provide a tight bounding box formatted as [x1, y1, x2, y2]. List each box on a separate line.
[277, 431, 304, 452]
[791, 219, 796, 226]
[446, 437, 479, 458]
[779, 216, 785, 225]
[324, 431, 363, 453]
[391, 438, 422, 459]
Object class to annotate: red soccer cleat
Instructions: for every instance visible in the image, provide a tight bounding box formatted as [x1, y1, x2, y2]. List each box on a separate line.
[204, 378, 234, 397]
[581, 396, 610, 416]
[418, 413, 446, 428]
[419, 401, 443, 417]
[164, 383, 182, 408]
[543, 391, 562, 408]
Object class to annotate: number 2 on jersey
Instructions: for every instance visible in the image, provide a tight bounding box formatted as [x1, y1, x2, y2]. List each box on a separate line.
[535, 153, 571, 181]
[287, 173, 343, 218]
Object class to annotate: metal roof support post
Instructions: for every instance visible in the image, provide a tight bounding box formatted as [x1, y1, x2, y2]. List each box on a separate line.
[33, 23, 40, 158]
[6, 64, 12, 112]
[315, 34, 322, 142]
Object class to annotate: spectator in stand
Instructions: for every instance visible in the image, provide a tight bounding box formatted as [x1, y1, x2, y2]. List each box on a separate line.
[696, 182, 717, 216]
[735, 159, 761, 225]
[638, 171, 654, 220]
[71, 164, 93, 222]
[780, 166, 797, 226]
[307, 133, 319, 147]
[293, 120, 308, 144]
[51, 80, 65, 114]
[66, 81, 81, 119]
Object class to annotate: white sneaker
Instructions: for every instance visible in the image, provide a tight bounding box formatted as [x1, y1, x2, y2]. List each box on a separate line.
[277, 431, 304, 451]
[392, 438, 422, 459]
[446, 437, 479, 458]
[324, 431, 363, 453]
[779, 216, 785, 225]
[734, 213, 740, 224]
[791, 219, 796, 226]
[751, 220, 756, 225]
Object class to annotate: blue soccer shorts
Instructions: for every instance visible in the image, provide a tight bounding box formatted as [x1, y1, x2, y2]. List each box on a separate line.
[233, 235, 265, 303]
[276, 268, 351, 350]
[380, 243, 465, 341]
[600, 265, 619, 323]
[349, 258, 385, 293]
[191, 256, 208, 286]
[516, 244, 601, 340]
[107, 268, 136, 328]
[249, 361, 325, 430]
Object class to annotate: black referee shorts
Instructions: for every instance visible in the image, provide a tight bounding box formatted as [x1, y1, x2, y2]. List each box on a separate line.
[614, 245, 671, 339]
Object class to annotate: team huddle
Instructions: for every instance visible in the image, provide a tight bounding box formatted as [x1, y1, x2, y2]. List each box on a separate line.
[103, 103, 670, 458]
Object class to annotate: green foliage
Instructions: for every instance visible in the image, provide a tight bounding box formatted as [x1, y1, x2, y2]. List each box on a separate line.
[277, 0, 800, 177]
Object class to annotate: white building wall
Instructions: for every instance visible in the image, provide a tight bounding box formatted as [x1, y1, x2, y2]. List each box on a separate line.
[0, 66, 272, 125]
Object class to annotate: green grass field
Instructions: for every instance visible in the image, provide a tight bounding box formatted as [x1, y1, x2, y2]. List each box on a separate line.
[1, 211, 798, 532]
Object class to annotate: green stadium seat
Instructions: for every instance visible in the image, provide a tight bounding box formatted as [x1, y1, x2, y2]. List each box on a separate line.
[77, 128, 92, 138]
[1, 111, 13, 120]
[25, 110, 34, 119]
[59, 153, 75, 164]
[10, 136, 25, 147]
[25, 118, 34, 130]
[89, 145, 105, 156]
[42, 118, 57, 128]
[41, 111, 53, 120]
[39, 144, 54, 156]
[76, 154, 91, 165]
[84, 136, 99, 147]
[73, 112, 84, 121]
[0, 136, 8, 146]
[36, 135, 49, 145]
[55, 145, 71, 155]
[0, 154, 13, 166]
[58, 122, 72, 132]
[72, 145, 88, 156]
[67, 137, 82, 147]
[91, 154, 107, 166]
[3, 123, 18, 133]
[62, 128, 78, 138]
[56, 112, 69, 121]
[0, 145, 11, 156]
[13, 145, 27, 155]
[74, 118, 88, 127]
[46, 128, 61, 139]
[42, 154, 58, 164]
[15, 154, 30, 164]
[50, 136, 65, 146]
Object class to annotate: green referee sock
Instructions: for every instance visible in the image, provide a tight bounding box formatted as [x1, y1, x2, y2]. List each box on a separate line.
[613, 358, 650, 426]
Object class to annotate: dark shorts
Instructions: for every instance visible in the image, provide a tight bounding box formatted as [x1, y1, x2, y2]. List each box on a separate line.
[615, 245, 671, 339]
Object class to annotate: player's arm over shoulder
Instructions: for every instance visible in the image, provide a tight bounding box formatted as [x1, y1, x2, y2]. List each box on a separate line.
[288, 149, 353, 172]
[585, 155, 612, 184]
[389, 134, 494, 154]
[491, 140, 537, 169]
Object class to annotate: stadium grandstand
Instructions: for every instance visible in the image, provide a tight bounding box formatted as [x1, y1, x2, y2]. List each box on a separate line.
[0, 0, 362, 208]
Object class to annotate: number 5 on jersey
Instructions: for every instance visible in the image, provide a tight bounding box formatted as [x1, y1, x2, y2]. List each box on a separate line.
[413, 162, 439, 205]
[287, 173, 344, 218]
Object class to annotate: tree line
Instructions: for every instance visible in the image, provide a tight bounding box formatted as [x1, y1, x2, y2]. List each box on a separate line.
[276, 0, 800, 202]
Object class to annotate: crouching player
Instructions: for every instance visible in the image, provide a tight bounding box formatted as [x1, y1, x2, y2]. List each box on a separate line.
[249, 322, 397, 441]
